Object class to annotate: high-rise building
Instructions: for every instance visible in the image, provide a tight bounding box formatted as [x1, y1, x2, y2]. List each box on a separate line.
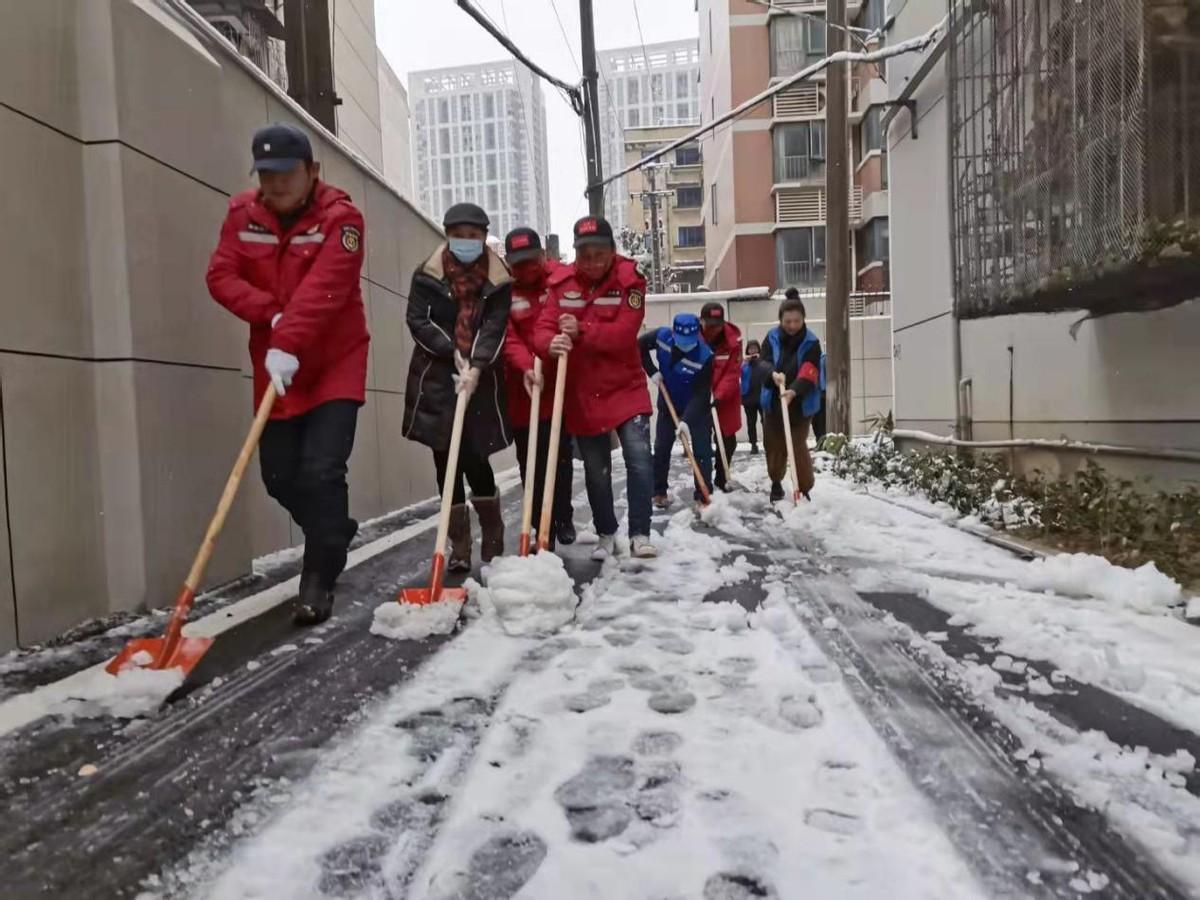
[409, 61, 551, 236]
[598, 40, 701, 231]
[698, 0, 889, 304]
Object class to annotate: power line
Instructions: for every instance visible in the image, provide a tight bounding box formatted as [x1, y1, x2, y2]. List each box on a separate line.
[630, 0, 653, 72]
[546, 0, 581, 74]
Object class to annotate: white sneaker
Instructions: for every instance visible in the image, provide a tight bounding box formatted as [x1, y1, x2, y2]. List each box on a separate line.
[630, 535, 659, 559]
[591, 534, 616, 561]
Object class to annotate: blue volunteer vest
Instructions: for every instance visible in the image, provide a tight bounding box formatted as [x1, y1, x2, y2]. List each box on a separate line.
[655, 327, 713, 413]
[760, 326, 822, 419]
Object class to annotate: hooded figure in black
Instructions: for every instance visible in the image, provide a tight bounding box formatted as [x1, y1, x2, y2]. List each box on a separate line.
[403, 202, 513, 570]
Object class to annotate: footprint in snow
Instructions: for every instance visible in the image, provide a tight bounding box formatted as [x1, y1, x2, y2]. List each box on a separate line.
[555, 754, 685, 841]
[777, 694, 823, 730]
[563, 690, 612, 713]
[432, 830, 548, 900]
[633, 730, 683, 756]
[317, 834, 390, 895]
[703, 871, 778, 899]
[648, 690, 697, 714]
[655, 634, 696, 656]
[603, 631, 639, 647]
[804, 807, 863, 836]
[719, 656, 759, 674]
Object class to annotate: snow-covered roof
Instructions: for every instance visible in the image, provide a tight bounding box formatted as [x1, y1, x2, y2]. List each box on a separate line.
[645, 286, 772, 304]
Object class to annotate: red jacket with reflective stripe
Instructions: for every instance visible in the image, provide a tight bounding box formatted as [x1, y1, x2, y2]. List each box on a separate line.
[503, 260, 566, 429]
[533, 256, 652, 437]
[708, 321, 744, 436]
[206, 181, 369, 420]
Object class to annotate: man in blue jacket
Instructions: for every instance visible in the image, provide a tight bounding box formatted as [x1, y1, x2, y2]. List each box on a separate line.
[760, 296, 822, 503]
[639, 313, 714, 508]
[740, 338, 767, 455]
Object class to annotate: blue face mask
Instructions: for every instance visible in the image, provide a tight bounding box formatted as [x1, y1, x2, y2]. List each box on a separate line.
[675, 335, 699, 352]
[449, 237, 484, 264]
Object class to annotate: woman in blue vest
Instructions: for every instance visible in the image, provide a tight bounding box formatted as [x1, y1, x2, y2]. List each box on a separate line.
[639, 313, 715, 508]
[760, 296, 822, 502]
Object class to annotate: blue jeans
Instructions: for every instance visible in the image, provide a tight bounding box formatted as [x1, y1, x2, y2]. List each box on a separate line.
[576, 414, 653, 538]
[653, 399, 713, 501]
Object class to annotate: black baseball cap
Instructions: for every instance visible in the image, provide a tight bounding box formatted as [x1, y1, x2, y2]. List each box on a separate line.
[573, 215, 615, 248]
[700, 301, 726, 324]
[505, 227, 544, 263]
[251, 123, 313, 174]
[443, 202, 490, 230]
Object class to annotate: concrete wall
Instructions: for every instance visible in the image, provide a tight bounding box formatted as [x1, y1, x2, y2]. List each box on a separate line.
[0, 0, 445, 650]
[378, 52, 414, 197]
[330, 0, 383, 171]
[887, 0, 1200, 485]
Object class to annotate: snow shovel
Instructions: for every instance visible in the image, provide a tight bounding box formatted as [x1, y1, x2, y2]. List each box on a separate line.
[537, 353, 570, 552]
[659, 386, 711, 506]
[107, 383, 279, 675]
[518, 358, 544, 556]
[398, 385, 472, 606]
[779, 390, 804, 503]
[711, 406, 746, 492]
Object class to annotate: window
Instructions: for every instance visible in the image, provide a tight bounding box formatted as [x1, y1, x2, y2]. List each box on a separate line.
[675, 144, 701, 166]
[770, 15, 826, 77]
[485, 122, 497, 150]
[677, 102, 690, 121]
[861, 107, 884, 153]
[856, 217, 890, 266]
[627, 77, 640, 105]
[463, 157, 475, 181]
[461, 95, 473, 120]
[776, 227, 827, 288]
[488, 185, 499, 213]
[441, 188, 453, 210]
[483, 93, 496, 118]
[462, 126, 474, 153]
[438, 128, 450, 154]
[652, 73, 665, 101]
[676, 72, 690, 97]
[628, 108, 640, 128]
[440, 159, 452, 183]
[677, 225, 705, 248]
[773, 121, 826, 181]
[438, 99, 450, 123]
[676, 185, 703, 208]
[486, 154, 498, 180]
[711, 180, 719, 225]
[858, 0, 886, 33]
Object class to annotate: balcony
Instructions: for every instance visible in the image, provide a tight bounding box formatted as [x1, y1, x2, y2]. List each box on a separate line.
[775, 185, 864, 226]
[780, 261, 826, 290]
[775, 155, 826, 183]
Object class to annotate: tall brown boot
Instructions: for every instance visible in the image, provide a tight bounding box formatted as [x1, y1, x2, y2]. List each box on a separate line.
[472, 494, 505, 563]
[448, 503, 472, 572]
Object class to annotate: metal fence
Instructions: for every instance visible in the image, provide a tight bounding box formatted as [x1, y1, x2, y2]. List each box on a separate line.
[947, 0, 1200, 318]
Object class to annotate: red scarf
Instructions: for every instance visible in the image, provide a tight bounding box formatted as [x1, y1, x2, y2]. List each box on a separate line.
[442, 247, 489, 357]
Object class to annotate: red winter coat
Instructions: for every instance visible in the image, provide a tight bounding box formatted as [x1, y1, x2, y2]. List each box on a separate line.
[206, 181, 369, 420]
[533, 256, 652, 437]
[503, 260, 566, 429]
[708, 321, 744, 436]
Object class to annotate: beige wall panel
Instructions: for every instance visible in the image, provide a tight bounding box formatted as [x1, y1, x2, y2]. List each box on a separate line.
[349, 394, 384, 522]
[0, 354, 106, 645]
[0, 386, 14, 652]
[376, 392, 422, 512]
[863, 358, 893, 400]
[119, 147, 245, 369]
[0, 0, 87, 139]
[862, 316, 892, 360]
[892, 315, 958, 425]
[363, 181, 405, 294]
[0, 107, 90, 358]
[370, 284, 410, 395]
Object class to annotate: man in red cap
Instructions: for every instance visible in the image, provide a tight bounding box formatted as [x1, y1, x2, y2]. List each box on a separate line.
[700, 301, 743, 491]
[207, 123, 368, 626]
[535, 216, 657, 560]
[502, 227, 576, 549]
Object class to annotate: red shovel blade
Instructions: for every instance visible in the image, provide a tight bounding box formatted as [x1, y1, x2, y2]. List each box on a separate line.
[105, 635, 214, 676]
[398, 586, 468, 606]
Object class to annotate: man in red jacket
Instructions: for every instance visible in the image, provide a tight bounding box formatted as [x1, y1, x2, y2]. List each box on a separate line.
[502, 227, 575, 549]
[535, 216, 657, 560]
[700, 301, 744, 491]
[207, 124, 368, 626]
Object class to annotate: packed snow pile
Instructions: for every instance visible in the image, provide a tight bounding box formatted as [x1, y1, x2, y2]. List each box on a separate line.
[1019, 553, 1183, 614]
[371, 596, 464, 641]
[697, 493, 755, 537]
[64, 659, 184, 719]
[474, 552, 578, 636]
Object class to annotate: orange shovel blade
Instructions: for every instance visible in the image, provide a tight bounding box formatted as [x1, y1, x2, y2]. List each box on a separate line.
[105, 635, 215, 676]
[399, 586, 468, 606]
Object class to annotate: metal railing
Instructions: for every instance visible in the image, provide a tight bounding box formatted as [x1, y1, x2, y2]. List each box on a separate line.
[773, 49, 822, 79]
[775, 155, 826, 182]
[780, 261, 826, 288]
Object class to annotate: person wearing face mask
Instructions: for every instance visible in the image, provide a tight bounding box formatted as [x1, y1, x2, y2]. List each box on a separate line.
[207, 123, 368, 626]
[534, 216, 657, 560]
[760, 295, 822, 503]
[639, 313, 714, 509]
[403, 203, 514, 571]
[501, 227, 576, 550]
[698, 301, 743, 491]
[740, 339, 767, 455]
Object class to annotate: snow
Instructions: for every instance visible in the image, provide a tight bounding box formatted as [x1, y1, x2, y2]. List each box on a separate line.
[59, 665, 184, 720]
[471, 553, 578, 636]
[1021, 553, 1182, 613]
[370, 597, 464, 641]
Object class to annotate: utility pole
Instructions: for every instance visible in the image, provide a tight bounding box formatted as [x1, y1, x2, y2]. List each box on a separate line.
[579, 0, 605, 217]
[824, 0, 851, 436]
[630, 163, 673, 293]
[284, 0, 339, 133]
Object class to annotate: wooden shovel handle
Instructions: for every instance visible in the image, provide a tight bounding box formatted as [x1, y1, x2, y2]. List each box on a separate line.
[780, 393, 801, 501]
[519, 358, 544, 550]
[711, 405, 732, 482]
[538, 354, 569, 549]
[659, 385, 711, 505]
[184, 383, 278, 591]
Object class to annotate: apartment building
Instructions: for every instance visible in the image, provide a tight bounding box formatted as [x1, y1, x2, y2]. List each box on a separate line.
[409, 61, 551, 236]
[599, 40, 702, 232]
[621, 127, 706, 293]
[697, 0, 889, 307]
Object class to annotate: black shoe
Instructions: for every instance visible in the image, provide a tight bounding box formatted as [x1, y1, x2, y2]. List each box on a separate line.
[803, 490, 812, 502]
[750, 445, 760, 456]
[770, 481, 785, 503]
[556, 519, 576, 546]
[294, 571, 335, 626]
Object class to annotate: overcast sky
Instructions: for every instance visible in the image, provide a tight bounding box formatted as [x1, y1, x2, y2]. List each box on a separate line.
[376, 0, 699, 236]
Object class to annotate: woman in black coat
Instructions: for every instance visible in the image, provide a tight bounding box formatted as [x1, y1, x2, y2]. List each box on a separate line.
[403, 203, 513, 570]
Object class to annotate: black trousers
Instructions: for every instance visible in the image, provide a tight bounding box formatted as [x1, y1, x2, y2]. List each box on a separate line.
[714, 431, 739, 490]
[743, 402, 761, 448]
[515, 423, 575, 540]
[432, 442, 497, 506]
[812, 392, 828, 442]
[260, 400, 359, 588]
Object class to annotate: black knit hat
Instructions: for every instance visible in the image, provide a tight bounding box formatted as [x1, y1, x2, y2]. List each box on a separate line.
[443, 202, 490, 230]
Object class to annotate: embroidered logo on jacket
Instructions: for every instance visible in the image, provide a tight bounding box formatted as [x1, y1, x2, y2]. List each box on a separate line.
[628, 290, 644, 310]
[341, 224, 362, 252]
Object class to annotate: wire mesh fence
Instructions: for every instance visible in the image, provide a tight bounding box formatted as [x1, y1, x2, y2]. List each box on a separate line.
[947, 0, 1200, 318]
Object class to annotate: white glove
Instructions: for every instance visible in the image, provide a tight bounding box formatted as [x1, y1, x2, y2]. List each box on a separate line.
[523, 368, 543, 396]
[454, 350, 470, 374]
[271, 312, 282, 329]
[265, 348, 299, 396]
[455, 365, 481, 396]
[650, 372, 663, 386]
[676, 421, 691, 443]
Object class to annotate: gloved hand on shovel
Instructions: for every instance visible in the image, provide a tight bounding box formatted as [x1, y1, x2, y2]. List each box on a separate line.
[266, 348, 299, 396]
[523, 367, 543, 397]
[455, 365, 481, 396]
[676, 421, 691, 443]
